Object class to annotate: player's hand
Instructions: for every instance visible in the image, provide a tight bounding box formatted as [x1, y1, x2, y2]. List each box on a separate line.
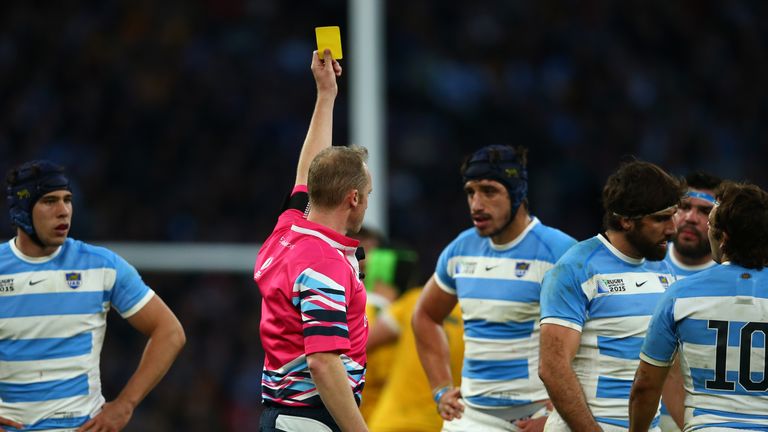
[515, 415, 548, 432]
[436, 387, 464, 421]
[0, 415, 24, 431]
[311, 49, 342, 97]
[76, 399, 134, 432]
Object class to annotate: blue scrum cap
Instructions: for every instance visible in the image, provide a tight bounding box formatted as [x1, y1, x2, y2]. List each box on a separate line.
[6, 160, 70, 237]
[461, 145, 528, 213]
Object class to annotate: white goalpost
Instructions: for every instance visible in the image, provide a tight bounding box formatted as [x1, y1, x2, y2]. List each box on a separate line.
[98, 242, 261, 273]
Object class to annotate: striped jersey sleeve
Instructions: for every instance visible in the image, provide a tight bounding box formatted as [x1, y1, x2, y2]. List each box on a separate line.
[640, 289, 679, 367]
[106, 251, 153, 317]
[540, 260, 590, 331]
[293, 264, 351, 355]
[434, 239, 459, 295]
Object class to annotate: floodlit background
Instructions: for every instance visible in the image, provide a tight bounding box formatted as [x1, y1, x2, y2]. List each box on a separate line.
[1, 1, 766, 430]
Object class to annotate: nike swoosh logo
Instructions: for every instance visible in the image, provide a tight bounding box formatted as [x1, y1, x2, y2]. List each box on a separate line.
[485, 265, 499, 271]
[635, 281, 647, 287]
[29, 279, 46, 286]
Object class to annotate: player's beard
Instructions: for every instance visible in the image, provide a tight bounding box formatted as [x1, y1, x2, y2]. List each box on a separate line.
[626, 224, 669, 261]
[672, 226, 711, 261]
[476, 211, 514, 240]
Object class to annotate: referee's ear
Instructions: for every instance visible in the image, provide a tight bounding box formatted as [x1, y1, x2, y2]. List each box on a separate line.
[345, 189, 359, 209]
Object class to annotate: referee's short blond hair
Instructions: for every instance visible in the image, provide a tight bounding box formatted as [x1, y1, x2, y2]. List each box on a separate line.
[308, 146, 369, 209]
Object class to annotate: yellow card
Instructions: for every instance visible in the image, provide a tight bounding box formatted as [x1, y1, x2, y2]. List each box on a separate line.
[315, 26, 343, 60]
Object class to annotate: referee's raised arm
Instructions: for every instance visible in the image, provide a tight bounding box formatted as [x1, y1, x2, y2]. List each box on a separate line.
[294, 49, 342, 187]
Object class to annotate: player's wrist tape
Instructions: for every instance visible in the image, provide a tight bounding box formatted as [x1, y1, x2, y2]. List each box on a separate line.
[432, 385, 452, 404]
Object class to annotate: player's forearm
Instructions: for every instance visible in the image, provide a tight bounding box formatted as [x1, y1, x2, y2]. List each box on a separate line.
[539, 358, 600, 431]
[412, 311, 453, 389]
[628, 387, 662, 431]
[308, 352, 368, 432]
[629, 361, 669, 431]
[117, 318, 185, 408]
[661, 358, 685, 429]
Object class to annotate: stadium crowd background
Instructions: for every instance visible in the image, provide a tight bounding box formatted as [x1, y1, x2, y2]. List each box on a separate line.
[1, 1, 767, 430]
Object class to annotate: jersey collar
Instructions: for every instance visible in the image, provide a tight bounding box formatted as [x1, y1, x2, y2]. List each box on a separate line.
[489, 217, 539, 251]
[667, 243, 716, 272]
[8, 237, 64, 264]
[597, 233, 644, 265]
[290, 219, 359, 255]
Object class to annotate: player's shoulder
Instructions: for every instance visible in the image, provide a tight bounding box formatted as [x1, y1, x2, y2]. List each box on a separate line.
[454, 226, 482, 244]
[532, 220, 576, 244]
[0, 239, 11, 255]
[0, 240, 14, 269]
[442, 227, 484, 253]
[63, 238, 120, 265]
[643, 259, 673, 273]
[545, 237, 607, 284]
[530, 220, 577, 257]
[541, 238, 601, 284]
[557, 236, 602, 265]
[668, 263, 728, 294]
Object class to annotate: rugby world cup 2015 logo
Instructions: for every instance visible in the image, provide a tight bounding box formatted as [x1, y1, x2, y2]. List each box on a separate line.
[515, 262, 530, 278]
[65, 272, 82, 289]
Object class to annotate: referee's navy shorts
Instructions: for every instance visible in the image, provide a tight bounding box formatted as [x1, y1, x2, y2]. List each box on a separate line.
[259, 403, 341, 432]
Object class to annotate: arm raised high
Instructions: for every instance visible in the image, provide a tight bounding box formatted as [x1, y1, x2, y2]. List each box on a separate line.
[295, 49, 343, 187]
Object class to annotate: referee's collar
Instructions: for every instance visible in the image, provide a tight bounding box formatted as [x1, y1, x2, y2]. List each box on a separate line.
[290, 219, 359, 255]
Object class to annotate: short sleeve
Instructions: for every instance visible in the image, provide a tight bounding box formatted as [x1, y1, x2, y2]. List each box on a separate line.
[110, 254, 154, 318]
[540, 263, 589, 332]
[294, 260, 351, 355]
[640, 291, 678, 367]
[434, 242, 458, 295]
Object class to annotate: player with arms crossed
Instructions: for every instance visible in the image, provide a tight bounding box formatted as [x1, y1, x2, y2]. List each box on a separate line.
[539, 160, 685, 431]
[0, 160, 186, 432]
[413, 145, 576, 432]
[254, 50, 370, 432]
[630, 181, 768, 431]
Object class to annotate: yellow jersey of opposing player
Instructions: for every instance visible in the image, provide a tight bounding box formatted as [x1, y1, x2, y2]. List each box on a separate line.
[369, 288, 464, 432]
[361, 300, 397, 421]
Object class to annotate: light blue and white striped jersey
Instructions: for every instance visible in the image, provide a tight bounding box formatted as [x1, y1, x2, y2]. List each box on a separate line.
[540, 234, 674, 430]
[664, 243, 716, 280]
[0, 238, 154, 431]
[660, 243, 716, 424]
[434, 217, 576, 409]
[642, 263, 768, 431]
